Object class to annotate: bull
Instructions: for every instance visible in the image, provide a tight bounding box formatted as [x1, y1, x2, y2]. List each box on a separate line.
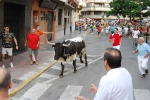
[48, 36, 88, 78]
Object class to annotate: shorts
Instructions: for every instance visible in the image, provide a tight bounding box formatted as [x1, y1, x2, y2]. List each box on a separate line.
[2, 47, 13, 56]
[28, 48, 38, 56]
[97, 32, 101, 34]
[113, 45, 120, 50]
[106, 30, 109, 33]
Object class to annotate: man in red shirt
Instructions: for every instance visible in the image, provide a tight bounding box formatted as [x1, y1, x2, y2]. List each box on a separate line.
[97, 25, 101, 38]
[109, 28, 122, 50]
[25, 29, 40, 65]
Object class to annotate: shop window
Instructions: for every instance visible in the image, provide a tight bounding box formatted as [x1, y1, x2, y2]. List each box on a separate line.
[58, 9, 62, 25]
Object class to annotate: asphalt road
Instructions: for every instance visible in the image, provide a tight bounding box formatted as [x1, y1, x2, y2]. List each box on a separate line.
[11, 30, 150, 100]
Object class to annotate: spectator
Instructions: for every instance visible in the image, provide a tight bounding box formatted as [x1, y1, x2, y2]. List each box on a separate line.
[0, 25, 18, 68]
[0, 68, 12, 100]
[132, 37, 150, 78]
[31, 25, 53, 62]
[25, 29, 40, 65]
[75, 48, 133, 100]
[109, 28, 122, 50]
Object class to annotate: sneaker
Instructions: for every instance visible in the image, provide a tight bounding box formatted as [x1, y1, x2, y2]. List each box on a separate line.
[10, 63, 14, 68]
[2, 65, 5, 68]
[30, 61, 33, 65]
[141, 74, 145, 78]
[35, 61, 38, 65]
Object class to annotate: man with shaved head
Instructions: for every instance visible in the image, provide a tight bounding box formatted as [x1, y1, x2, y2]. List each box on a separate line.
[75, 48, 133, 100]
[0, 68, 12, 100]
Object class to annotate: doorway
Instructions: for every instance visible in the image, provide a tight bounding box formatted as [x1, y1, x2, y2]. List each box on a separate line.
[47, 11, 53, 41]
[64, 18, 67, 36]
[4, 2, 25, 53]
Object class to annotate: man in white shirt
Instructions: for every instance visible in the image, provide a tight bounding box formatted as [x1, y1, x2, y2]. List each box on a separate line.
[75, 48, 133, 100]
[132, 27, 140, 50]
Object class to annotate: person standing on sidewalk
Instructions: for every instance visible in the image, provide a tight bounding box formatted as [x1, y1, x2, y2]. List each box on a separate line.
[75, 48, 133, 100]
[25, 29, 40, 65]
[132, 26, 140, 50]
[0, 68, 12, 100]
[132, 37, 150, 78]
[31, 25, 53, 62]
[109, 28, 122, 50]
[0, 25, 18, 68]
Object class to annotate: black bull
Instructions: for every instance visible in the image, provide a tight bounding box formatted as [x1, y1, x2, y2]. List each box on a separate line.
[48, 37, 88, 77]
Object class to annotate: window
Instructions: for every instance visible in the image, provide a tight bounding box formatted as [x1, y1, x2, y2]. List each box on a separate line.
[58, 9, 62, 25]
[94, 11, 102, 15]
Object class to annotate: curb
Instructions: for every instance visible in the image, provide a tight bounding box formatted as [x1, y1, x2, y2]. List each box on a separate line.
[9, 60, 58, 97]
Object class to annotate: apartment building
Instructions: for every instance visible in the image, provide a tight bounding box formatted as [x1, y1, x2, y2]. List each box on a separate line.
[80, 0, 126, 21]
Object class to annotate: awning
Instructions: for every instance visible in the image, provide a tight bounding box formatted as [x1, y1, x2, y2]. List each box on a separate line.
[141, 10, 148, 13]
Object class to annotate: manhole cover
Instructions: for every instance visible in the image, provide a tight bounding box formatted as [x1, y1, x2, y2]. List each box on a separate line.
[12, 79, 22, 84]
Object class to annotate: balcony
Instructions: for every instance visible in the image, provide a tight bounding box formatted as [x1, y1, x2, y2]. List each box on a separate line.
[81, 6, 110, 12]
[87, 0, 112, 3]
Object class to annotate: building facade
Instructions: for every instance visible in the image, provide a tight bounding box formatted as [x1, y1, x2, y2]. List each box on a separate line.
[55, 0, 78, 40]
[80, 0, 127, 21]
[31, 0, 56, 44]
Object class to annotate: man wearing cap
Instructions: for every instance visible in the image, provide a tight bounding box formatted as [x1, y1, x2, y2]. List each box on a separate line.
[133, 37, 150, 78]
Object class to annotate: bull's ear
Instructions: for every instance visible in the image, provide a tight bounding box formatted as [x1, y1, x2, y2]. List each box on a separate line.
[52, 45, 55, 48]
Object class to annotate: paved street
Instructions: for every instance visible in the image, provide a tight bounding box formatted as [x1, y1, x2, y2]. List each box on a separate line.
[4, 30, 150, 100]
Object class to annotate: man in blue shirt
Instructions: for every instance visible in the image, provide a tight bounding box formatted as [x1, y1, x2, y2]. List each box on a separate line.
[132, 37, 150, 78]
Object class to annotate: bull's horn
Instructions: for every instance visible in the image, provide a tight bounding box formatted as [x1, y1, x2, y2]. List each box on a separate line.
[47, 41, 55, 45]
[63, 42, 71, 47]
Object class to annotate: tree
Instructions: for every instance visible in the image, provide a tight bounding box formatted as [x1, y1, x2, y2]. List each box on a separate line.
[106, 0, 150, 21]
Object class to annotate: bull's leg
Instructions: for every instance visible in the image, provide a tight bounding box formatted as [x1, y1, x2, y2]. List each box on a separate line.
[59, 62, 64, 78]
[73, 59, 77, 73]
[79, 53, 84, 63]
[84, 54, 88, 67]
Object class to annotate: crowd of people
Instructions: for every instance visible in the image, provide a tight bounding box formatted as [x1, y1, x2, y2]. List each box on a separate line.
[74, 19, 150, 100]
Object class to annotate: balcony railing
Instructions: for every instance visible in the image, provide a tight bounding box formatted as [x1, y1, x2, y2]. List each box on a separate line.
[81, 6, 110, 11]
[87, 0, 111, 3]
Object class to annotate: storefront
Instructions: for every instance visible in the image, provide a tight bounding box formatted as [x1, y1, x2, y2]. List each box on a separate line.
[31, 0, 57, 44]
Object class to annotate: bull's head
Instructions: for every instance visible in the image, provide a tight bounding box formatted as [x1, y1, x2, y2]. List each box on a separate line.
[47, 41, 71, 60]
